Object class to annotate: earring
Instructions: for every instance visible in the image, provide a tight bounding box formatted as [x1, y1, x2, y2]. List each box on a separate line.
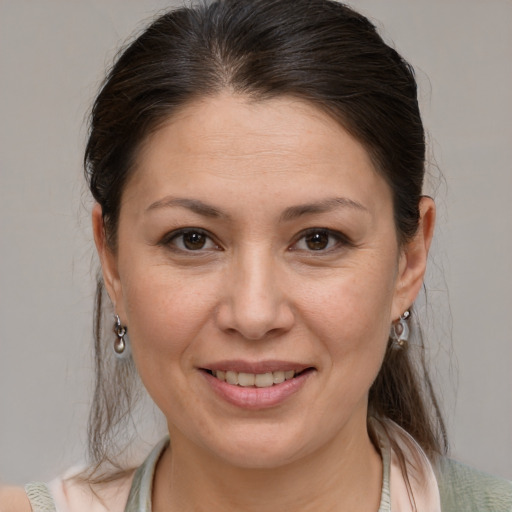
[113, 314, 130, 358]
[390, 310, 410, 350]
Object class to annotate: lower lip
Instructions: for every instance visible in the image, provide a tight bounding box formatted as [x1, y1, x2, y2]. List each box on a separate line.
[202, 370, 313, 410]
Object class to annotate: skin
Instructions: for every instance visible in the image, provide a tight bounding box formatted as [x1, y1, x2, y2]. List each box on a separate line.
[92, 93, 435, 512]
[0, 487, 31, 512]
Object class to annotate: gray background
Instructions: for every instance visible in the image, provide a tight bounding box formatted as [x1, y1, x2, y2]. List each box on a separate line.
[1, 0, 511, 484]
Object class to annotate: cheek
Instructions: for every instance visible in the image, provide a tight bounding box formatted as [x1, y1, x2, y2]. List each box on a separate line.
[119, 268, 218, 361]
[297, 268, 395, 348]
[119, 271, 220, 418]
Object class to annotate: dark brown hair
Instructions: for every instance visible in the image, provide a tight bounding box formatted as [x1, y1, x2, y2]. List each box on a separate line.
[84, 0, 447, 476]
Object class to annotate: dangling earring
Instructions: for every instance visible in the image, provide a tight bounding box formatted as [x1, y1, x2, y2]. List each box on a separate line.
[113, 314, 130, 358]
[390, 310, 410, 350]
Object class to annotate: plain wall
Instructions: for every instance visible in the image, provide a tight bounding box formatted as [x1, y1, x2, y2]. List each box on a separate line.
[1, 0, 511, 484]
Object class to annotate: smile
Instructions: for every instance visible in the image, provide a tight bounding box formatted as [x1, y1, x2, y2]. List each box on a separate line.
[209, 369, 298, 388]
[202, 366, 314, 409]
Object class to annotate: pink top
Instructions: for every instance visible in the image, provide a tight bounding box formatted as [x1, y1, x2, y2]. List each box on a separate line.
[38, 420, 441, 512]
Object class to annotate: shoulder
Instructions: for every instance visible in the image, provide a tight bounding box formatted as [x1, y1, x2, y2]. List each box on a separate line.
[48, 471, 135, 512]
[0, 486, 32, 512]
[0, 472, 135, 512]
[436, 458, 512, 512]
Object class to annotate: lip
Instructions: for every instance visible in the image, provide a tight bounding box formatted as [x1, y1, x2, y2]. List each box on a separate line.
[200, 364, 315, 410]
[203, 359, 311, 374]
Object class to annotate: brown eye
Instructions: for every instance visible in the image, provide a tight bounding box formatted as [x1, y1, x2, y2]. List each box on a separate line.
[305, 231, 330, 250]
[165, 229, 218, 252]
[291, 228, 348, 253]
[183, 231, 207, 250]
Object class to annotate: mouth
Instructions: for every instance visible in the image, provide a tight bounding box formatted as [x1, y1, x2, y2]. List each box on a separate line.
[202, 368, 314, 388]
[200, 363, 315, 409]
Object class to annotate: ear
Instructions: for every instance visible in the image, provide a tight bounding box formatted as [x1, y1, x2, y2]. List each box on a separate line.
[92, 204, 123, 313]
[392, 196, 436, 320]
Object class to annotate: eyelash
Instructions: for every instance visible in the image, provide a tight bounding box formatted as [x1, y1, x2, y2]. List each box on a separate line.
[290, 228, 351, 253]
[160, 228, 221, 253]
[159, 227, 351, 254]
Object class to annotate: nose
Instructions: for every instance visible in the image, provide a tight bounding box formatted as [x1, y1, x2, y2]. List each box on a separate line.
[215, 249, 295, 340]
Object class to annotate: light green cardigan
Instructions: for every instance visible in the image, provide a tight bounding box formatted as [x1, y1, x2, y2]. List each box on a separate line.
[436, 457, 512, 511]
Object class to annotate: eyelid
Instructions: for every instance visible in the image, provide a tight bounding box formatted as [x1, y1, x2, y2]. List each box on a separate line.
[158, 227, 351, 254]
[160, 227, 222, 252]
[290, 228, 352, 252]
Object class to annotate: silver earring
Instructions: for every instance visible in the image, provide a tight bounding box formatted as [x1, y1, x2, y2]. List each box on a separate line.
[113, 314, 130, 358]
[390, 310, 410, 350]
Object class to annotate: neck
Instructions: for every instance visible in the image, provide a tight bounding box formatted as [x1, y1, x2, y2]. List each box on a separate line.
[152, 419, 382, 512]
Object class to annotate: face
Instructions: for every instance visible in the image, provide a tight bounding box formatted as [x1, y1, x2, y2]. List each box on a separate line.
[96, 94, 431, 469]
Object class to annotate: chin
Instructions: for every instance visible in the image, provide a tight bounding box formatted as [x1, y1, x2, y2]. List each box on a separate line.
[219, 446, 304, 470]
[204, 426, 316, 469]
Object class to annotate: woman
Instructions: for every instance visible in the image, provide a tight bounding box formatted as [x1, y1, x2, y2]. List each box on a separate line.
[3, 0, 511, 510]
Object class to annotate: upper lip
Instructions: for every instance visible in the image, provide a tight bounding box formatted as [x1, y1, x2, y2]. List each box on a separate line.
[201, 360, 313, 374]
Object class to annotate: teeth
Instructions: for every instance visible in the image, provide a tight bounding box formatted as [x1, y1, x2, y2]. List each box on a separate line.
[273, 371, 285, 384]
[238, 372, 255, 386]
[225, 371, 238, 385]
[212, 369, 297, 388]
[255, 372, 274, 388]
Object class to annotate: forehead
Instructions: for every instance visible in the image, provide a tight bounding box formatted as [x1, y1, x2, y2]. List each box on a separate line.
[126, 93, 391, 213]
[142, 94, 370, 163]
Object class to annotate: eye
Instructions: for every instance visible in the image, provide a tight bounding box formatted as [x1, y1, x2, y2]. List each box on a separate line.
[165, 229, 219, 252]
[292, 229, 347, 252]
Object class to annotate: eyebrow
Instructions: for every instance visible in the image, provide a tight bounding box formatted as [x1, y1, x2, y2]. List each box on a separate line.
[145, 197, 226, 218]
[280, 197, 368, 221]
[145, 195, 368, 220]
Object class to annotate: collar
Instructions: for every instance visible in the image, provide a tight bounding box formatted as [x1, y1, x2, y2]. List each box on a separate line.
[125, 420, 441, 512]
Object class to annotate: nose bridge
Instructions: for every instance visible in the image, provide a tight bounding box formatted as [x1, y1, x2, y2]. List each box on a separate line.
[218, 244, 293, 340]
